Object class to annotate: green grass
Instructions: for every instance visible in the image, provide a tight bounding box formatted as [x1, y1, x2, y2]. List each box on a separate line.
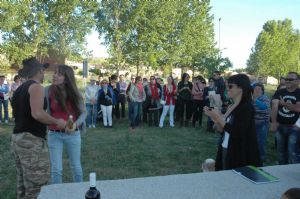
[0, 83, 278, 198]
[0, 117, 277, 199]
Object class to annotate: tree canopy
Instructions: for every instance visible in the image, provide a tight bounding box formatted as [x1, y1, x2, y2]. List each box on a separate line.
[246, 19, 300, 79]
[0, 0, 98, 67]
[1, 0, 232, 75]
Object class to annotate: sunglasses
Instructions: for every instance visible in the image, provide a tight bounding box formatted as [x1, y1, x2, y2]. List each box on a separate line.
[285, 78, 298, 81]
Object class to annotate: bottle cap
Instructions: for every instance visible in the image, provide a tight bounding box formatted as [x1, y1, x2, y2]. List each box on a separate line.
[89, 172, 96, 187]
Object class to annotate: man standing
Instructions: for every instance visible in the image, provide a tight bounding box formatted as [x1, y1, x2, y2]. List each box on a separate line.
[85, 78, 100, 128]
[11, 57, 66, 199]
[116, 74, 127, 118]
[0, 75, 10, 123]
[271, 72, 300, 164]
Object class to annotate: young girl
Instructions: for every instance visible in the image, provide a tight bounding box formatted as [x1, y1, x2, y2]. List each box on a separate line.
[159, 76, 176, 127]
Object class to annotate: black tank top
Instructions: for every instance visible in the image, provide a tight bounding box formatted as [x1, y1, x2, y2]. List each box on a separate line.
[12, 80, 47, 139]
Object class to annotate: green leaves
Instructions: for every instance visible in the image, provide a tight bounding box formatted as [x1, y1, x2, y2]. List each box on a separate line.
[247, 19, 300, 79]
[95, 0, 218, 76]
[0, 0, 98, 67]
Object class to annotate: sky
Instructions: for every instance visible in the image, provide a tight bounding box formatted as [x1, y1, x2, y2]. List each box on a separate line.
[86, 0, 300, 69]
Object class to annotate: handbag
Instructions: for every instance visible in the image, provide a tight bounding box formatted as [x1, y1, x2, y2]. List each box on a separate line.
[160, 99, 166, 105]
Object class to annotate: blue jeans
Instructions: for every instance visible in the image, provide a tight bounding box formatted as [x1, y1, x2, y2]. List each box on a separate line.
[48, 131, 83, 184]
[255, 120, 269, 162]
[130, 102, 142, 127]
[276, 124, 299, 164]
[86, 103, 97, 126]
[0, 99, 9, 121]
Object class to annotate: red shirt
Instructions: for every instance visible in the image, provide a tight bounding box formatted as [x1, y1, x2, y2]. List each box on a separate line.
[164, 84, 176, 105]
[48, 91, 78, 131]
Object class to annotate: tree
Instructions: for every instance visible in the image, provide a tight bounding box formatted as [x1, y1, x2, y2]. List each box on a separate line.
[95, 0, 133, 75]
[0, 0, 98, 67]
[0, 1, 48, 66]
[247, 19, 300, 79]
[95, 0, 218, 76]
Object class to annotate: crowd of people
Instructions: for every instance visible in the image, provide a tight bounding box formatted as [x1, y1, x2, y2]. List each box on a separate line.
[5, 56, 300, 198]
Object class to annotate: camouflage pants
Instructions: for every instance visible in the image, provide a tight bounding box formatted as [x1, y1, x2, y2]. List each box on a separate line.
[11, 132, 50, 199]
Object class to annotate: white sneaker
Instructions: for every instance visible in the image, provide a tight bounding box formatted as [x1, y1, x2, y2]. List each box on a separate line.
[170, 124, 174, 127]
[4, 120, 8, 124]
[92, 125, 96, 128]
[88, 125, 92, 128]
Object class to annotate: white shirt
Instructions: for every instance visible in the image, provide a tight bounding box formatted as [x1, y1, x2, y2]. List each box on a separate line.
[222, 116, 232, 149]
[85, 84, 100, 102]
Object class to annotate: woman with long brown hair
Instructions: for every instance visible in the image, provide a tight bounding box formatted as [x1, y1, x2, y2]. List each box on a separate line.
[45, 65, 86, 184]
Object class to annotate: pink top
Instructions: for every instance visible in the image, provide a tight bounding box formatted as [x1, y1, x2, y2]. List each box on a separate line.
[192, 82, 204, 100]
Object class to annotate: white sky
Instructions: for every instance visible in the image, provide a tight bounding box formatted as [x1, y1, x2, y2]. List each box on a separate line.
[86, 0, 300, 69]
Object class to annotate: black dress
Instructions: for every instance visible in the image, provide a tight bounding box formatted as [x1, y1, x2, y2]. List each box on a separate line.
[215, 102, 262, 171]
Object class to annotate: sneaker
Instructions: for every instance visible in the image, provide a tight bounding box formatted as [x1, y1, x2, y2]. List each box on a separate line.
[170, 124, 174, 128]
[88, 125, 92, 128]
[92, 125, 96, 128]
[4, 120, 8, 124]
[159, 125, 163, 128]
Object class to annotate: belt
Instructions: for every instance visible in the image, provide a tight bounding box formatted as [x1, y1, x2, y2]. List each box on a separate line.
[49, 129, 78, 133]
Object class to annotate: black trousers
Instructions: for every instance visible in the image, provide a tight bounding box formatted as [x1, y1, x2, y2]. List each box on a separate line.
[117, 94, 126, 118]
[148, 108, 159, 126]
[192, 100, 205, 126]
[177, 99, 193, 125]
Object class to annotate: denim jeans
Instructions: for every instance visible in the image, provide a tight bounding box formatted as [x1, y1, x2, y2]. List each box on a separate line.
[130, 102, 142, 127]
[0, 99, 9, 121]
[159, 105, 175, 127]
[47, 130, 83, 184]
[276, 124, 299, 164]
[86, 103, 97, 126]
[255, 120, 269, 162]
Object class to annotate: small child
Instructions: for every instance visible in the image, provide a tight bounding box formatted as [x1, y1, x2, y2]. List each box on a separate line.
[201, 158, 216, 172]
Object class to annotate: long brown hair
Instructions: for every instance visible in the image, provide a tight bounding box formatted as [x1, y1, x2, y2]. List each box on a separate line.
[50, 65, 82, 115]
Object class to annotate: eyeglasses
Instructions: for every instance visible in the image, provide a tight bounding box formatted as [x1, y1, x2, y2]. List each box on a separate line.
[285, 78, 298, 81]
[131, 78, 135, 80]
[150, 78, 155, 80]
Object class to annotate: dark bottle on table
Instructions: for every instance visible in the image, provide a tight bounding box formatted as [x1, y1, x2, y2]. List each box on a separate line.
[85, 173, 100, 199]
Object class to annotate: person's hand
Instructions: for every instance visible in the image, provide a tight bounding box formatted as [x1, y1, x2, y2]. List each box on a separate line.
[56, 118, 67, 130]
[90, 98, 96, 104]
[65, 123, 77, 133]
[203, 106, 221, 122]
[279, 99, 286, 106]
[270, 122, 278, 132]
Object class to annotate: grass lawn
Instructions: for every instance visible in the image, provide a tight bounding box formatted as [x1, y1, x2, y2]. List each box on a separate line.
[0, 117, 277, 199]
[0, 84, 278, 199]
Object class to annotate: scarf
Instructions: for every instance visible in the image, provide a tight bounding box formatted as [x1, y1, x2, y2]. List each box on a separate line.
[136, 83, 144, 99]
[150, 83, 159, 100]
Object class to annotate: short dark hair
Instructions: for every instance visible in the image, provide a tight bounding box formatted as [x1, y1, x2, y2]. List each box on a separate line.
[283, 188, 300, 199]
[13, 75, 20, 81]
[252, 83, 265, 94]
[288, 72, 300, 79]
[110, 74, 118, 80]
[208, 77, 214, 82]
[0, 75, 5, 78]
[213, 71, 221, 75]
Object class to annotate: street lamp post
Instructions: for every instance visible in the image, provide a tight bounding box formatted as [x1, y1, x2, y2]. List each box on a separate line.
[218, 18, 221, 58]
